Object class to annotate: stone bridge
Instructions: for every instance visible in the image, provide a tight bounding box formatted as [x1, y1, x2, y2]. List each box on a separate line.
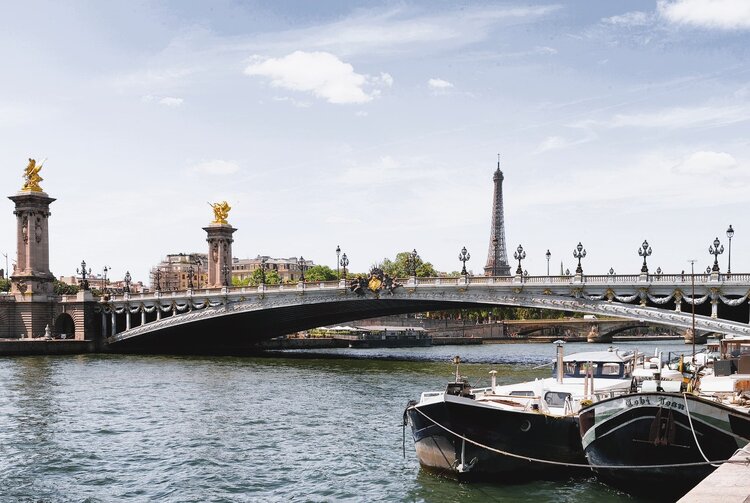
[99, 272, 750, 352]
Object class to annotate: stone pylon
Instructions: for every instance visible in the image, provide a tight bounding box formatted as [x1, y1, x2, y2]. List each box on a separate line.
[484, 158, 511, 276]
[204, 223, 236, 287]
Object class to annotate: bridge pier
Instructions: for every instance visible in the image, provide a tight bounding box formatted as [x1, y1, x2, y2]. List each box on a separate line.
[586, 324, 612, 343]
[683, 328, 707, 345]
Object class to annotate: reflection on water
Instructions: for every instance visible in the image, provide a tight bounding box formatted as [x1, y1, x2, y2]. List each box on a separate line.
[0, 342, 691, 501]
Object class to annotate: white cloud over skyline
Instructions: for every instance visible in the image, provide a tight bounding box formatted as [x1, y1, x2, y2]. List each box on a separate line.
[244, 51, 386, 104]
[658, 0, 750, 30]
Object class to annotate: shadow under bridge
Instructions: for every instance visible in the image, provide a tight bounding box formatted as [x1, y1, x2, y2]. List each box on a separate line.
[106, 295, 478, 353]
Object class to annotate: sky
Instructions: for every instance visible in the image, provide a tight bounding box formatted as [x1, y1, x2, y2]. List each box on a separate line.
[1, 0, 749, 283]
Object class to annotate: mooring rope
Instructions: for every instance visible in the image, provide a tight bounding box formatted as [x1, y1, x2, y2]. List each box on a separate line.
[683, 392, 721, 468]
[410, 406, 750, 470]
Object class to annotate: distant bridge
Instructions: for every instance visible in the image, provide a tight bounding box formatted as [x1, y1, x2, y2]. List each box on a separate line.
[95, 272, 750, 352]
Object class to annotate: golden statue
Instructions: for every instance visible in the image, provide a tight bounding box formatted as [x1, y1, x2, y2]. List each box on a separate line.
[22, 158, 45, 192]
[209, 201, 231, 225]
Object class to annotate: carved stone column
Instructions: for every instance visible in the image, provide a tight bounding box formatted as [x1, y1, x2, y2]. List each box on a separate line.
[9, 191, 56, 296]
[204, 224, 237, 287]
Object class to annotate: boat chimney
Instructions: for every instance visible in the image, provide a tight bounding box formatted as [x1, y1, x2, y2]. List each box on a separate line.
[452, 355, 461, 383]
[554, 340, 566, 384]
[489, 370, 497, 389]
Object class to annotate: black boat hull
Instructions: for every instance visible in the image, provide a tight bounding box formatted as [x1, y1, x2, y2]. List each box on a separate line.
[579, 392, 750, 499]
[406, 394, 587, 481]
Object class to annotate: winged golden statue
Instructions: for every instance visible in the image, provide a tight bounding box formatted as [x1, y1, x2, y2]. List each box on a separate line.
[22, 158, 45, 192]
[209, 201, 231, 225]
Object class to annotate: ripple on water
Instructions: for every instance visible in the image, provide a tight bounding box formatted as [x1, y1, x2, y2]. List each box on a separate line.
[0, 344, 685, 501]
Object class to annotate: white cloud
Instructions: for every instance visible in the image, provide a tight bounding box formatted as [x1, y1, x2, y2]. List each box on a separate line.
[428, 78, 454, 90]
[602, 11, 652, 27]
[272, 96, 312, 108]
[190, 160, 241, 175]
[672, 150, 738, 174]
[579, 104, 750, 130]
[244, 51, 387, 104]
[158, 96, 183, 107]
[658, 0, 750, 30]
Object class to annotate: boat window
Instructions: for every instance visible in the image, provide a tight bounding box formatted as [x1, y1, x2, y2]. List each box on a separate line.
[509, 391, 535, 397]
[544, 391, 571, 408]
[600, 363, 623, 377]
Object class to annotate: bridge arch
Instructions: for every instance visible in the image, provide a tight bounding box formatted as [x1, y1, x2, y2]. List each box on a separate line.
[104, 282, 750, 353]
[54, 313, 75, 339]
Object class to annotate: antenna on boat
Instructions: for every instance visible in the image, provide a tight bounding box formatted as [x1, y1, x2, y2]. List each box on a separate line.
[554, 340, 565, 384]
[452, 355, 461, 383]
[688, 259, 697, 362]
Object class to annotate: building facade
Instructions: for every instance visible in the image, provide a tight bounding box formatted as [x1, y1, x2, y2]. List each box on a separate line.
[150, 253, 208, 291]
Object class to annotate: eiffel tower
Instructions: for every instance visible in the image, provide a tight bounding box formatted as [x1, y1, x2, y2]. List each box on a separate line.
[484, 156, 511, 276]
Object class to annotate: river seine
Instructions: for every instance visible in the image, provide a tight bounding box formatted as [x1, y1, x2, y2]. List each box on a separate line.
[0, 341, 693, 502]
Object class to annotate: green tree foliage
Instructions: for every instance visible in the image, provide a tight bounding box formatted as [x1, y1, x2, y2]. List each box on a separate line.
[53, 280, 79, 295]
[304, 265, 338, 281]
[378, 251, 437, 278]
[0, 278, 10, 292]
[232, 269, 281, 287]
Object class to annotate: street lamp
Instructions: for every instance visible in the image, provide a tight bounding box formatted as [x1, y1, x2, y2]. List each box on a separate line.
[77, 260, 91, 290]
[194, 257, 202, 289]
[221, 264, 230, 287]
[260, 257, 268, 285]
[297, 256, 306, 282]
[545, 249, 551, 276]
[409, 249, 420, 278]
[573, 242, 587, 275]
[709, 237, 724, 272]
[608, 267, 615, 276]
[340, 253, 349, 281]
[638, 240, 652, 274]
[458, 246, 470, 276]
[336, 245, 341, 279]
[514, 244, 526, 275]
[124, 271, 132, 293]
[103, 266, 110, 293]
[492, 237, 498, 277]
[726, 225, 734, 275]
[152, 268, 161, 291]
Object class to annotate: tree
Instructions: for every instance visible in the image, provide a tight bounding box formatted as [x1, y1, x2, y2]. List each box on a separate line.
[0, 278, 10, 292]
[233, 268, 281, 287]
[304, 265, 337, 282]
[53, 280, 79, 295]
[379, 251, 437, 278]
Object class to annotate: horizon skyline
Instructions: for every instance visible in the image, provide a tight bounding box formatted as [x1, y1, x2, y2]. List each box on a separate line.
[1, 0, 748, 283]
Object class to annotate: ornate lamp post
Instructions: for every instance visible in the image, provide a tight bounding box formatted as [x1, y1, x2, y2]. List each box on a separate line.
[638, 240, 652, 274]
[513, 244, 526, 275]
[573, 242, 587, 275]
[77, 260, 91, 290]
[726, 225, 734, 275]
[458, 246, 470, 275]
[187, 264, 195, 289]
[297, 256, 306, 282]
[124, 271, 132, 293]
[608, 267, 615, 276]
[221, 264, 230, 287]
[545, 249, 551, 276]
[103, 265, 110, 293]
[709, 237, 724, 272]
[336, 245, 341, 279]
[340, 253, 349, 281]
[656, 266, 662, 276]
[492, 237, 498, 277]
[408, 249, 420, 278]
[194, 258, 202, 289]
[153, 268, 161, 291]
[260, 257, 268, 285]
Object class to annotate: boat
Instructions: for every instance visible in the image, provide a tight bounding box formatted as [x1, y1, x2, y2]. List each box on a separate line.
[404, 342, 639, 481]
[578, 336, 750, 500]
